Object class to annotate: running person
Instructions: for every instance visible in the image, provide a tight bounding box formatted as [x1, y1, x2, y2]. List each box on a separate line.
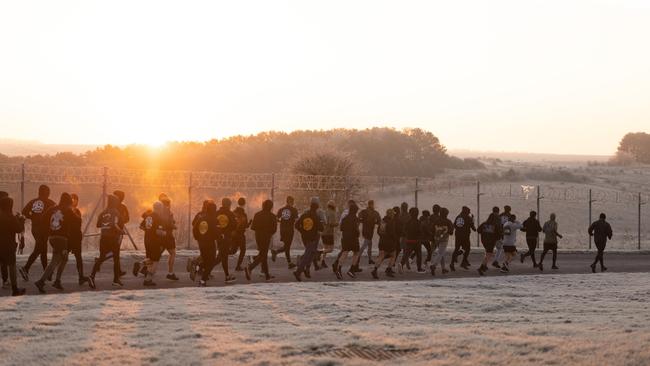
[500, 214, 523, 273]
[272, 196, 299, 269]
[192, 200, 218, 287]
[113, 190, 129, 277]
[371, 208, 398, 279]
[589, 213, 613, 273]
[477, 212, 503, 276]
[232, 197, 250, 272]
[137, 201, 166, 286]
[0, 195, 26, 296]
[293, 197, 324, 281]
[245, 199, 277, 282]
[20, 184, 56, 280]
[69, 194, 89, 285]
[429, 207, 454, 276]
[419, 210, 433, 266]
[493, 205, 512, 268]
[358, 200, 381, 265]
[400, 207, 425, 273]
[215, 198, 237, 284]
[320, 200, 338, 269]
[158, 194, 179, 281]
[336, 202, 361, 278]
[520, 211, 542, 268]
[450, 206, 476, 271]
[88, 194, 125, 289]
[35, 193, 77, 292]
[539, 213, 563, 271]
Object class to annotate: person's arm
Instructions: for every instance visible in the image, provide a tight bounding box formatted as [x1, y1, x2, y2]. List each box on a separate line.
[271, 215, 278, 235]
[22, 201, 32, 219]
[607, 223, 613, 239]
[250, 213, 259, 232]
[588, 222, 595, 236]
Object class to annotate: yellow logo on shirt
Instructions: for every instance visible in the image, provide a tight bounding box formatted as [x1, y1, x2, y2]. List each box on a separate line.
[217, 214, 229, 229]
[199, 221, 209, 235]
[303, 218, 314, 231]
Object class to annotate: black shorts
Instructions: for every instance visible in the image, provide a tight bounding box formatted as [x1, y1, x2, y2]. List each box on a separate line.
[378, 238, 396, 254]
[482, 241, 496, 253]
[160, 235, 176, 252]
[322, 235, 334, 246]
[503, 245, 517, 253]
[145, 240, 161, 261]
[342, 239, 360, 252]
[543, 242, 558, 251]
[99, 236, 119, 257]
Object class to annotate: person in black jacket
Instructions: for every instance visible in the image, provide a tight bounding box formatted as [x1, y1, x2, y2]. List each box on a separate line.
[245, 199, 277, 282]
[88, 194, 125, 289]
[336, 202, 361, 279]
[192, 200, 218, 287]
[589, 213, 613, 273]
[520, 211, 542, 267]
[450, 206, 476, 271]
[232, 197, 250, 272]
[293, 197, 324, 281]
[215, 198, 237, 284]
[136, 201, 166, 286]
[35, 192, 77, 293]
[400, 207, 425, 273]
[419, 210, 433, 265]
[113, 190, 129, 278]
[357, 200, 381, 266]
[272, 196, 299, 269]
[477, 212, 503, 276]
[371, 209, 398, 279]
[0, 195, 26, 296]
[20, 184, 56, 280]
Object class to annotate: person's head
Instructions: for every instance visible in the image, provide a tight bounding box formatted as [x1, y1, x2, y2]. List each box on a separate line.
[440, 207, 449, 219]
[105, 194, 117, 209]
[201, 200, 211, 213]
[221, 197, 232, 209]
[550, 213, 556, 221]
[0, 196, 13, 214]
[71, 193, 79, 208]
[409, 207, 419, 219]
[349, 203, 358, 215]
[386, 208, 395, 218]
[38, 184, 50, 199]
[492, 206, 500, 214]
[310, 196, 320, 211]
[401, 202, 409, 212]
[600, 213, 606, 220]
[237, 197, 246, 207]
[327, 200, 336, 210]
[504, 205, 511, 213]
[529, 210, 537, 218]
[159, 193, 171, 207]
[461, 206, 470, 215]
[286, 196, 295, 206]
[262, 199, 273, 212]
[392, 206, 400, 216]
[206, 200, 217, 215]
[367, 200, 375, 210]
[348, 200, 356, 209]
[510, 214, 517, 222]
[432, 204, 440, 215]
[113, 190, 125, 203]
[422, 210, 430, 218]
[0, 191, 8, 199]
[153, 201, 164, 216]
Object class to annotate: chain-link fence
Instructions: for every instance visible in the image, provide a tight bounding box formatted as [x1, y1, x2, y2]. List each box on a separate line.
[0, 164, 647, 252]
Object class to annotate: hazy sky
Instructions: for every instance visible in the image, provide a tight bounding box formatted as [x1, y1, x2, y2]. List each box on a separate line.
[1, 0, 649, 155]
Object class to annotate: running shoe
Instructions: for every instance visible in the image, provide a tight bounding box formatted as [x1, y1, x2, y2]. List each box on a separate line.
[346, 270, 356, 278]
[35, 280, 46, 294]
[417, 268, 426, 274]
[78, 276, 89, 286]
[166, 273, 179, 281]
[371, 268, 379, 279]
[265, 274, 275, 282]
[293, 271, 302, 282]
[18, 266, 29, 281]
[288, 262, 297, 270]
[552, 265, 559, 270]
[198, 280, 207, 287]
[11, 288, 26, 296]
[52, 280, 64, 290]
[271, 249, 277, 262]
[144, 280, 157, 287]
[244, 266, 251, 281]
[112, 280, 124, 287]
[88, 276, 96, 289]
[492, 261, 501, 269]
[133, 262, 141, 277]
[225, 275, 237, 284]
[441, 268, 449, 274]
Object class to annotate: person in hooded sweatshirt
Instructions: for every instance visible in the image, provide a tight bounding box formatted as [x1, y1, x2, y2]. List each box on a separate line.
[419, 210, 433, 266]
[215, 197, 237, 284]
[371, 208, 398, 279]
[320, 200, 338, 269]
[271, 196, 299, 269]
[293, 197, 324, 281]
[20, 184, 56, 280]
[539, 213, 563, 272]
[520, 211, 542, 268]
[500, 214, 523, 273]
[245, 199, 277, 282]
[477, 212, 503, 276]
[87, 194, 125, 289]
[158, 194, 179, 281]
[35, 192, 77, 293]
[387, 205, 402, 273]
[0, 195, 26, 296]
[68, 193, 89, 286]
[589, 213, 613, 273]
[450, 206, 476, 271]
[493, 205, 513, 268]
[429, 207, 454, 276]
[399, 207, 425, 273]
[113, 190, 129, 278]
[135, 201, 166, 286]
[428, 204, 441, 262]
[336, 202, 362, 279]
[191, 200, 218, 287]
[232, 197, 251, 272]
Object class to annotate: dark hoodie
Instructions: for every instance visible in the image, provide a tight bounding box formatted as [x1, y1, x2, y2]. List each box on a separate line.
[96, 194, 123, 238]
[296, 204, 324, 242]
[45, 193, 75, 238]
[404, 208, 421, 242]
[0, 197, 24, 253]
[22, 185, 56, 235]
[340, 205, 360, 245]
[433, 208, 454, 243]
[522, 215, 542, 239]
[192, 200, 218, 243]
[251, 200, 278, 241]
[453, 207, 476, 239]
[398, 203, 410, 238]
[215, 205, 237, 239]
[589, 218, 613, 245]
[478, 213, 503, 246]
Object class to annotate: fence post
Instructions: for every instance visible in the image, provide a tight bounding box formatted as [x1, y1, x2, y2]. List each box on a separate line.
[536, 185, 541, 249]
[414, 177, 419, 208]
[639, 192, 643, 251]
[20, 163, 25, 210]
[476, 181, 481, 247]
[270, 173, 275, 203]
[588, 189, 593, 249]
[102, 167, 108, 209]
[187, 172, 193, 250]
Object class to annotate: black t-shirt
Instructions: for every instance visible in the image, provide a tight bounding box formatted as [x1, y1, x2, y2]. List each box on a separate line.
[358, 208, 381, 240]
[277, 206, 299, 233]
[22, 197, 56, 234]
[45, 205, 76, 239]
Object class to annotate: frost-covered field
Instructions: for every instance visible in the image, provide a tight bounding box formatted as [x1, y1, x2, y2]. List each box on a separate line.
[1, 272, 649, 365]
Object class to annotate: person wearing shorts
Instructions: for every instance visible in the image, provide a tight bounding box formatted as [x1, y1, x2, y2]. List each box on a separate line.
[272, 196, 299, 269]
[429, 207, 454, 276]
[371, 209, 398, 279]
[500, 215, 523, 273]
[477, 213, 502, 276]
[335, 203, 360, 279]
[69, 193, 89, 286]
[539, 213, 564, 272]
[320, 201, 337, 269]
[88, 194, 125, 289]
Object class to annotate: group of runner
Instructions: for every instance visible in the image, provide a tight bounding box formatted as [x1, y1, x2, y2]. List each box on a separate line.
[0, 187, 615, 295]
